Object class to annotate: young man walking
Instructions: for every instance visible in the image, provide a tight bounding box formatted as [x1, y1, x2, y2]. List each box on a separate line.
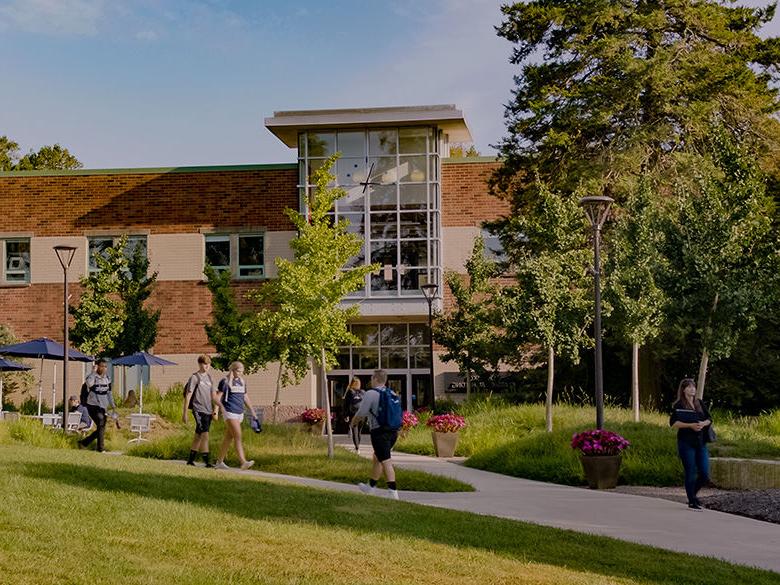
[78, 358, 115, 452]
[182, 354, 217, 467]
[351, 369, 401, 500]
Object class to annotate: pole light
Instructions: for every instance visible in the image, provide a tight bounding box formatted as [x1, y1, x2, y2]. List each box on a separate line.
[54, 245, 77, 428]
[578, 196, 613, 431]
[420, 283, 438, 411]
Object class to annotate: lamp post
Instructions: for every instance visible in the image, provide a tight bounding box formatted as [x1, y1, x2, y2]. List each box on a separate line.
[420, 283, 438, 411]
[54, 245, 77, 428]
[578, 196, 613, 430]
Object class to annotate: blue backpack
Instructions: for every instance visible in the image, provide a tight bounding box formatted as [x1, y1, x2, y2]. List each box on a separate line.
[374, 387, 403, 431]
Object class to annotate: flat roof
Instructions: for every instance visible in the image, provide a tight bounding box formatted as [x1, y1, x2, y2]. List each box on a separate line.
[265, 104, 472, 147]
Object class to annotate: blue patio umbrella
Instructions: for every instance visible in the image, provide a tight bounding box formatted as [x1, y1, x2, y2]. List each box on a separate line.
[0, 338, 94, 416]
[0, 357, 32, 414]
[112, 352, 177, 414]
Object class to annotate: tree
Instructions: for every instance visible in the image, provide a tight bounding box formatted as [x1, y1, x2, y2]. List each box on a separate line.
[605, 178, 667, 421]
[70, 244, 127, 357]
[663, 128, 779, 399]
[0, 136, 82, 170]
[250, 155, 375, 456]
[71, 237, 160, 358]
[113, 244, 160, 357]
[502, 184, 593, 431]
[434, 236, 506, 398]
[449, 143, 481, 158]
[492, 1, 780, 207]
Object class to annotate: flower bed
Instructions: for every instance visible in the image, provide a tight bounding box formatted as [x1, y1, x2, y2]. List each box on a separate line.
[571, 430, 630, 456]
[402, 411, 420, 431]
[427, 413, 467, 434]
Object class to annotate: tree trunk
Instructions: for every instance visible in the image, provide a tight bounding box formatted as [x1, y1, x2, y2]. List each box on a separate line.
[271, 361, 283, 424]
[632, 342, 640, 422]
[696, 350, 709, 401]
[545, 345, 554, 433]
[697, 293, 719, 400]
[465, 369, 471, 401]
[321, 347, 334, 458]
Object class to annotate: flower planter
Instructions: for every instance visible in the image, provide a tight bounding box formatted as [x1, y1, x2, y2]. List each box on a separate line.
[580, 454, 621, 489]
[432, 431, 459, 457]
[307, 420, 325, 435]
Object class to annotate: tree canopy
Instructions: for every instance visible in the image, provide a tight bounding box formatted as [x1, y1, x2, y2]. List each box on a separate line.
[0, 136, 82, 171]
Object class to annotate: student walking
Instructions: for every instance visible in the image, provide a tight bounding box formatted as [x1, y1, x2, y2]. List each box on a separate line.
[214, 361, 255, 471]
[351, 369, 402, 500]
[342, 377, 365, 452]
[669, 378, 713, 510]
[78, 359, 116, 452]
[182, 354, 217, 467]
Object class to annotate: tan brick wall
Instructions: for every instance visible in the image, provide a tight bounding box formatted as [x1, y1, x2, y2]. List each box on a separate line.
[442, 226, 480, 273]
[30, 236, 88, 283]
[148, 234, 204, 281]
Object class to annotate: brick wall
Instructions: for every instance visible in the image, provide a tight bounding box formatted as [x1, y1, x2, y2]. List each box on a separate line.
[441, 161, 509, 227]
[0, 167, 298, 236]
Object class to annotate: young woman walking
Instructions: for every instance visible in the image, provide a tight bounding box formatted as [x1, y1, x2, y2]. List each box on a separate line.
[669, 378, 713, 510]
[214, 361, 255, 470]
[342, 377, 365, 452]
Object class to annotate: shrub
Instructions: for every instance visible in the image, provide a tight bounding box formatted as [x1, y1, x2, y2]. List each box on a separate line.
[402, 411, 419, 431]
[301, 408, 327, 424]
[143, 385, 183, 422]
[433, 398, 460, 415]
[19, 396, 44, 415]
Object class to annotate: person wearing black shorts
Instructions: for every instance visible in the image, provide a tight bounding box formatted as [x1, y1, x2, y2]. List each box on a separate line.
[351, 369, 400, 500]
[182, 355, 217, 467]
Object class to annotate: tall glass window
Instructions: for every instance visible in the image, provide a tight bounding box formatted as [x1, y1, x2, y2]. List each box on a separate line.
[298, 126, 441, 298]
[334, 323, 431, 371]
[2, 239, 30, 283]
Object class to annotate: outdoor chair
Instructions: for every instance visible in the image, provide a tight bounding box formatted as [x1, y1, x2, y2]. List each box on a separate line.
[0, 411, 20, 422]
[128, 413, 154, 444]
[65, 411, 84, 434]
[41, 413, 62, 428]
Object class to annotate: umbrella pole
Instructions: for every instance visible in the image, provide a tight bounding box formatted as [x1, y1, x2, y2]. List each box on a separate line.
[51, 363, 57, 414]
[1, 376, 4, 414]
[37, 357, 43, 417]
[139, 377, 143, 415]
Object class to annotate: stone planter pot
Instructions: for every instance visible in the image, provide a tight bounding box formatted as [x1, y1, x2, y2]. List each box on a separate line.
[307, 420, 325, 435]
[580, 454, 622, 489]
[432, 431, 459, 457]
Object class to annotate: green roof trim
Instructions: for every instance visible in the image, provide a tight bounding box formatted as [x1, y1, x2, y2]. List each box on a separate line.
[442, 156, 500, 164]
[0, 163, 298, 178]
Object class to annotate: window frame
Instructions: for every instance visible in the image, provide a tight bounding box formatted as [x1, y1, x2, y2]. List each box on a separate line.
[204, 232, 265, 280]
[1, 237, 31, 284]
[87, 235, 148, 275]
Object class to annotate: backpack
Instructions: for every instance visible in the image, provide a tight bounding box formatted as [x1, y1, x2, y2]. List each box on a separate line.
[79, 382, 89, 406]
[373, 387, 402, 431]
[347, 390, 364, 415]
[183, 373, 204, 408]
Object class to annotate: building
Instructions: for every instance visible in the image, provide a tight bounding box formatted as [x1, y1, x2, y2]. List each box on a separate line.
[0, 105, 507, 420]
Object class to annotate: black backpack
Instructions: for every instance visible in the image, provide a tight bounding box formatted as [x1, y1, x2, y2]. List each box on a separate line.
[79, 382, 89, 406]
[347, 390, 364, 415]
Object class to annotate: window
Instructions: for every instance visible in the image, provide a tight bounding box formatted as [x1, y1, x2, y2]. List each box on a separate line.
[481, 227, 507, 263]
[88, 235, 147, 274]
[205, 233, 264, 279]
[298, 126, 441, 298]
[334, 323, 431, 371]
[1, 238, 30, 284]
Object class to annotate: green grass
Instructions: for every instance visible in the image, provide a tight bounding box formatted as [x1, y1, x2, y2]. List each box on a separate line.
[127, 423, 473, 492]
[397, 402, 780, 486]
[0, 445, 776, 585]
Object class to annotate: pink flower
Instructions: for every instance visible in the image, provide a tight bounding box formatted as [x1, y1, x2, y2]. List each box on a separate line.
[571, 430, 630, 456]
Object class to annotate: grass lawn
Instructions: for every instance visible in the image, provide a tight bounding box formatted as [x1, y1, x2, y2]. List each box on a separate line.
[397, 402, 780, 486]
[0, 445, 777, 585]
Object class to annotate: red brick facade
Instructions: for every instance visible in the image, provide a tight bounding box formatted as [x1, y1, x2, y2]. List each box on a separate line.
[0, 167, 298, 235]
[441, 160, 509, 227]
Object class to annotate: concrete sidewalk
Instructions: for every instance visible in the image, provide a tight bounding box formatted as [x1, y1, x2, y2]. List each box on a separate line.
[331, 435, 780, 574]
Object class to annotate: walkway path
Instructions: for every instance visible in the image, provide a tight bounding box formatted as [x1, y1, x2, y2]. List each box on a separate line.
[197, 436, 780, 574]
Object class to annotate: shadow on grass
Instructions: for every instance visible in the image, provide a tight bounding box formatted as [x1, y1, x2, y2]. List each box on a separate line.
[14, 460, 777, 585]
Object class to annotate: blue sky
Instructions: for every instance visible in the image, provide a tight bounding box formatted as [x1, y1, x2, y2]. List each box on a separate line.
[1, 1, 777, 169]
[0, 0, 516, 168]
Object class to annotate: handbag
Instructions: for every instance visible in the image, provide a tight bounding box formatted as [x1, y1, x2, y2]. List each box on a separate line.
[704, 424, 717, 443]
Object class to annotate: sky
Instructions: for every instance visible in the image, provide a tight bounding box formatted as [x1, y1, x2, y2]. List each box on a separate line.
[0, 0, 517, 168]
[1, 1, 778, 170]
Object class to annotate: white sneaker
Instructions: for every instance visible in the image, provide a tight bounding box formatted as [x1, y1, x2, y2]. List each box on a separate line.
[215, 461, 230, 470]
[358, 482, 376, 495]
[240, 460, 255, 470]
[387, 489, 399, 501]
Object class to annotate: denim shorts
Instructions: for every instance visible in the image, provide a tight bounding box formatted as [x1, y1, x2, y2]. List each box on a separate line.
[193, 411, 213, 434]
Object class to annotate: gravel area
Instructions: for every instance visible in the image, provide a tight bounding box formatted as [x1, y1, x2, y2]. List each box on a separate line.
[613, 486, 780, 524]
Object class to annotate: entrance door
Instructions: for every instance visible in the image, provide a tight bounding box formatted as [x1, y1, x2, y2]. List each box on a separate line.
[327, 375, 349, 434]
[386, 374, 408, 411]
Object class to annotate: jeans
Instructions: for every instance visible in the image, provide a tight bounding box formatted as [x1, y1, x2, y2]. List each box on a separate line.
[349, 420, 362, 450]
[81, 405, 107, 451]
[677, 440, 710, 504]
